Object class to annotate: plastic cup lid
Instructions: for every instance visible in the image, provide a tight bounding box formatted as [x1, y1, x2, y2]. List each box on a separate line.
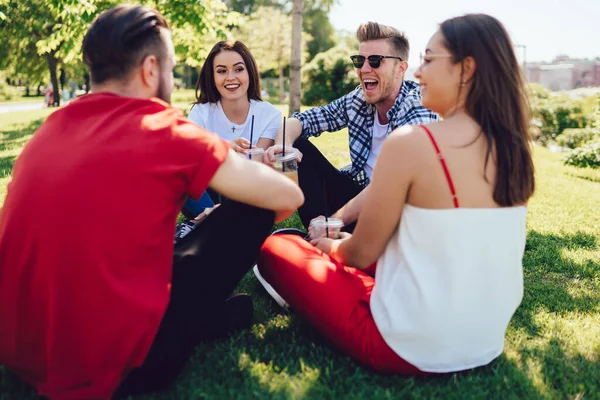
[275, 149, 299, 163]
[312, 218, 344, 228]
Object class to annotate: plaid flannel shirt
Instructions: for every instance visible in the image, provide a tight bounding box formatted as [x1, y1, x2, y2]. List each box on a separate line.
[293, 80, 439, 187]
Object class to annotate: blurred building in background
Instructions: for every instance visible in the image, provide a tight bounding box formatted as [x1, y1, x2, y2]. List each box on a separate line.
[525, 55, 600, 91]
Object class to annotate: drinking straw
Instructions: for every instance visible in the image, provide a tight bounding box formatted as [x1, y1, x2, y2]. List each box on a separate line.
[282, 116, 286, 172]
[249, 115, 255, 159]
[249, 115, 255, 148]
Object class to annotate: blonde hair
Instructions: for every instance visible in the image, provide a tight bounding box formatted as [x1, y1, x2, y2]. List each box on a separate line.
[356, 22, 409, 60]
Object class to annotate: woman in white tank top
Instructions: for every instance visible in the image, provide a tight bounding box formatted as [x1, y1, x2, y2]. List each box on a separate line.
[258, 13, 535, 374]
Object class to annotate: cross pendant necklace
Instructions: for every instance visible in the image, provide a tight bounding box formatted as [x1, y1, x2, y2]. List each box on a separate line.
[231, 126, 237, 133]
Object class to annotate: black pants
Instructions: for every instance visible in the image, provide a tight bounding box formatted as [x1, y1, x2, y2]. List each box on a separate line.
[114, 200, 274, 398]
[294, 137, 364, 232]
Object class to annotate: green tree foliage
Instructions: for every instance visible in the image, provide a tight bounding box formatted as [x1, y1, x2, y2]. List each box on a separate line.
[556, 128, 600, 149]
[303, 8, 335, 61]
[530, 90, 594, 145]
[563, 140, 600, 169]
[0, 0, 238, 105]
[234, 6, 310, 104]
[301, 44, 359, 106]
[224, 0, 282, 14]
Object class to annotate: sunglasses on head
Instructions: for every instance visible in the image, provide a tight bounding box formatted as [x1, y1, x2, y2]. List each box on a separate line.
[350, 54, 403, 69]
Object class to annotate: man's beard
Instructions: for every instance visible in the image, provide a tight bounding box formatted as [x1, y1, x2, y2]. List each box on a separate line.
[157, 75, 171, 104]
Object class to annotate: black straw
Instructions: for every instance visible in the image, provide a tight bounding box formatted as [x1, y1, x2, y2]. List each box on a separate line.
[249, 115, 255, 147]
[248, 115, 255, 159]
[282, 116, 286, 172]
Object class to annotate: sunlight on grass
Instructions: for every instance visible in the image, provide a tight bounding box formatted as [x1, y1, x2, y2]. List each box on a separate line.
[523, 355, 550, 398]
[532, 310, 600, 359]
[251, 314, 292, 340]
[239, 353, 320, 399]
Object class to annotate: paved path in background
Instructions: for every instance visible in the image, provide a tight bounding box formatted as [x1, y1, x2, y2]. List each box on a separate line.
[0, 101, 45, 114]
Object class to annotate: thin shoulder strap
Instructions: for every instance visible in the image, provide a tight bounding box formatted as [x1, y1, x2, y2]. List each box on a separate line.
[420, 125, 460, 208]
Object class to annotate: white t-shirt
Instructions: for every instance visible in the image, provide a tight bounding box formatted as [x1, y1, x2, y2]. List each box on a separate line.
[370, 205, 527, 373]
[364, 110, 389, 179]
[188, 100, 281, 146]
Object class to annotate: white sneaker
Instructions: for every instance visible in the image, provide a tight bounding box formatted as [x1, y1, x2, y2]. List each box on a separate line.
[253, 265, 290, 309]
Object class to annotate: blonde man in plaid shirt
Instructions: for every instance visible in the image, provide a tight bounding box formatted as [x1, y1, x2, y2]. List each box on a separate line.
[266, 22, 438, 232]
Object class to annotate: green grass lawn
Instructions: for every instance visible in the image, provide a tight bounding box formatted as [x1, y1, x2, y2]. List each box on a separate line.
[0, 104, 599, 399]
[0, 95, 46, 104]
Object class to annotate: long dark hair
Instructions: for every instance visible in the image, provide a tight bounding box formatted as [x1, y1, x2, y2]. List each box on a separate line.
[194, 40, 262, 105]
[440, 14, 535, 206]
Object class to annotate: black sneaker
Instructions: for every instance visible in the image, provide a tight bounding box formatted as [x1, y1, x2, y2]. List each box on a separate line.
[174, 220, 197, 242]
[223, 293, 254, 333]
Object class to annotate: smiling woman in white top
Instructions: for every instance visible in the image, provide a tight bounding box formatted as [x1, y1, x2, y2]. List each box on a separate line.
[180, 40, 282, 219]
[188, 40, 281, 154]
[257, 13, 535, 375]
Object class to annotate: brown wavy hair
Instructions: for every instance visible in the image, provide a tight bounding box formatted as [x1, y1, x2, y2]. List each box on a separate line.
[440, 14, 535, 206]
[194, 40, 262, 104]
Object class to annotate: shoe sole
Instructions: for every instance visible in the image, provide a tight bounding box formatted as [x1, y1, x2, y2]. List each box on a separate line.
[253, 265, 290, 309]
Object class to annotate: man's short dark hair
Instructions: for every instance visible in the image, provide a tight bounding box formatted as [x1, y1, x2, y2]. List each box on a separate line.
[356, 22, 410, 61]
[82, 4, 169, 84]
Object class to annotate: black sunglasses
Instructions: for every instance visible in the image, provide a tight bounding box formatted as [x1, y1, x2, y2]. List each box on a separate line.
[350, 54, 403, 69]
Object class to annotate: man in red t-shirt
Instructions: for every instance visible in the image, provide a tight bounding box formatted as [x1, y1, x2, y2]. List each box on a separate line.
[0, 5, 303, 400]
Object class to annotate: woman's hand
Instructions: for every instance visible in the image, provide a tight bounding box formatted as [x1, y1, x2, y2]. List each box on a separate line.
[232, 137, 253, 154]
[310, 232, 351, 256]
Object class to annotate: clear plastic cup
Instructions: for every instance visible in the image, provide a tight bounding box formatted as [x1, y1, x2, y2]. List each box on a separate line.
[309, 217, 344, 240]
[273, 149, 299, 184]
[246, 147, 265, 162]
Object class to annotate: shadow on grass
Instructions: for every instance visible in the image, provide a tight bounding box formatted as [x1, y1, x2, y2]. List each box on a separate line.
[0, 155, 16, 177]
[0, 117, 45, 153]
[564, 171, 600, 184]
[1, 226, 598, 398]
[515, 230, 600, 336]
[518, 337, 600, 398]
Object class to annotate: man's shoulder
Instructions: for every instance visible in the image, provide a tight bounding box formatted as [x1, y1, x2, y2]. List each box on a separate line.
[394, 80, 429, 112]
[346, 85, 365, 101]
[390, 80, 438, 124]
[397, 80, 423, 102]
[334, 85, 367, 113]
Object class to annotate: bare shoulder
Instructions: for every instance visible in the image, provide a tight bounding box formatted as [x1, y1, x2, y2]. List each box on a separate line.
[387, 121, 433, 146]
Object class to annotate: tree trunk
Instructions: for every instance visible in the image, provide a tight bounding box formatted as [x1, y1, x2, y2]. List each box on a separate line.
[278, 63, 285, 104]
[47, 52, 60, 106]
[289, 0, 303, 116]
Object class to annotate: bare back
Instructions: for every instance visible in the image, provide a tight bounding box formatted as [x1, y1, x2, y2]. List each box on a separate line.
[406, 116, 499, 209]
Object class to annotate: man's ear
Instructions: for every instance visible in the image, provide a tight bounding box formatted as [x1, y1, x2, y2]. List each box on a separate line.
[140, 54, 160, 89]
[397, 60, 409, 77]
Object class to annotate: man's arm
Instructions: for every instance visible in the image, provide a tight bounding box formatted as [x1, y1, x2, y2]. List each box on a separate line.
[273, 117, 303, 147]
[266, 91, 354, 162]
[209, 149, 304, 222]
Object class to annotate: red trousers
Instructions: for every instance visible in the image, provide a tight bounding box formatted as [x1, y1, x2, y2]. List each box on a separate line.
[258, 235, 426, 375]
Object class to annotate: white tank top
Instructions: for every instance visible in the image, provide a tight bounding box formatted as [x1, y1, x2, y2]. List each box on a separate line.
[370, 204, 527, 372]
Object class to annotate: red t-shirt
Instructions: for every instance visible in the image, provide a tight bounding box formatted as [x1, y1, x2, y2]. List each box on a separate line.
[0, 93, 229, 399]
